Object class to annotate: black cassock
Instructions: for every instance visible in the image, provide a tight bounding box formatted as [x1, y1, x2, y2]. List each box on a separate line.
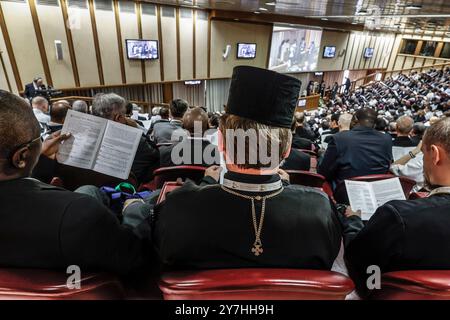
[153, 171, 342, 270]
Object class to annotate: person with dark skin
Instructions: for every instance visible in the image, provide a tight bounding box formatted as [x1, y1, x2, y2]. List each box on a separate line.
[0, 90, 147, 274]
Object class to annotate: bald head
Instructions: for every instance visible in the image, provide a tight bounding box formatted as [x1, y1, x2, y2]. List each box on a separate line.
[182, 107, 208, 135]
[396, 115, 414, 136]
[50, 101, 70, 124]
[31, 96, 48, 113]
[0, 90, 40, 159]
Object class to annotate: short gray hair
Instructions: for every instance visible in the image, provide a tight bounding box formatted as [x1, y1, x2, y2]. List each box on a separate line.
[92, 93, 126, 120]
[72, 100, 88, 113]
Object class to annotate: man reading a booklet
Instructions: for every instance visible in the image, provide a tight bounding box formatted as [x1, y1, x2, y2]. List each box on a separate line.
[0, 90, 148, 274]
[342, 117, 450, 297]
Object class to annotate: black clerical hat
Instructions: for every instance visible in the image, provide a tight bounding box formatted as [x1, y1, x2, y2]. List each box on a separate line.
[226, 66, 301, 128]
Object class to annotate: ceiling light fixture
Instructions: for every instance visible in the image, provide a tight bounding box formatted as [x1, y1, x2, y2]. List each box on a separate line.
[254, 11, 261, 14]
[321, 17, 328, 21]
[406, 5, 422, 10]
[259, 7, 268, 11]
[265, 2, 276, 6]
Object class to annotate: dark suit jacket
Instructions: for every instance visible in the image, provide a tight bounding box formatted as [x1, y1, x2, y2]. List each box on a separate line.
[0, 178, 146, 274]
[318, 126, 393, 183]
[342, 194, 450, 297]
[151, 120, 185, 144]
[131, 137, 160, 184]
[281, 149, 311, 171]
[393, 136, 418, 147]
[24, 83, 37, 100]
[153, 172, 341, 270]
[159, 138, 220, 167]
[291, 134, 313, 150]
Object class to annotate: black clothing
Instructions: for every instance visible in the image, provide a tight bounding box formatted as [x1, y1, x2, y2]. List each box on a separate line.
[159, 138, 220, 167]
[0, 178, 145, 274]
[291, 134, 313, 150]
[281, 149, 310, 171]
[131, 137, 160, 184]
[318, 126, 393, 183]
[153, 171, 341, 270]
[342, 194, 450, 297]
[392, 136, 419, 147]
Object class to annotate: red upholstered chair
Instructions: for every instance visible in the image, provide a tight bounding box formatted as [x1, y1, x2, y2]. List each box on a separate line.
[144, 165, 208, 190]
[370, 271, 450, 300]
[295, 149, 318, 172]
[0, 268, 124, 300]
[333, 174, 416, 204]
[158, 269, 354, 300]
[408, 191, 429, 200]
[285, 170, 334, 199]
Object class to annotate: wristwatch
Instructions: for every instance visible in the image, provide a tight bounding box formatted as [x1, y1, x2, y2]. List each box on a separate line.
[409, 151, 416, 158]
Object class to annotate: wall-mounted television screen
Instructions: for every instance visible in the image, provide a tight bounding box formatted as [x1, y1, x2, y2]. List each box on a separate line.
[126, 39, 158, 60]
[323, 46, 336, 58]
[237, 43, 257, 59]
[268, 25, 322, 73]
[364, 47, 374, 58]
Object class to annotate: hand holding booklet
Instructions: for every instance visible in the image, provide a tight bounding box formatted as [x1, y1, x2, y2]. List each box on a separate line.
[56, 110, 142, 180]
[345, 177, 406, 220]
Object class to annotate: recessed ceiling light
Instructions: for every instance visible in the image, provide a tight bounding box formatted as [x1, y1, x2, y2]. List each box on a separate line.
[254, 11, 261, 14]
[259, 7, 268, 11]
[265, 2, 276, 6]
[321, 18, 328, 21]
[406, 5, 422, 10]
[352, 22, 358, 24]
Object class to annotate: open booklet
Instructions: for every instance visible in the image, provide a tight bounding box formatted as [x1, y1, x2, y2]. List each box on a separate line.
[345, 177, 406, 220]
[56, 110, 142, 180]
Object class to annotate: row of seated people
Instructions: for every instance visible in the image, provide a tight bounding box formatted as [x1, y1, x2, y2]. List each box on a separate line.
[0, 66, 449, 300]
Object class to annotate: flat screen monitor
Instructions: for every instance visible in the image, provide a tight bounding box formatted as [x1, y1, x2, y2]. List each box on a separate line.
[237, 43, 257, 59]
[268, 25, 322, 73]
[323, 46, 336, 58]
[364, 47, 374, 58]
[126, 39, 158, 60]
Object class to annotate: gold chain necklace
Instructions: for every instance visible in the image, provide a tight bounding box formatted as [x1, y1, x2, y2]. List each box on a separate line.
[220, 185, 284, 256]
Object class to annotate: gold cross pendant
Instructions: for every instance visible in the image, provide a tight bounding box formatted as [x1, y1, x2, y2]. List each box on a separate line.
[252, 243, 263, 256]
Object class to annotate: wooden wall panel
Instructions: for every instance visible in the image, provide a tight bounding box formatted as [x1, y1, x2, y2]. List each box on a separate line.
[179, 9, 193, 80]
[0, 12, 17, 93]
[2, 1, 44, 88]
[316, 30, 348, 71]
[195, 11, 208, 79]
[94, 5, 121, 85]
[35, 2, 75, 88]
[210, 20, 271, 78]
[69, 5, 100, 86]
[141, 5, 161, 82]
[118, 2, 141, 84]
[160, 6, 177, 81]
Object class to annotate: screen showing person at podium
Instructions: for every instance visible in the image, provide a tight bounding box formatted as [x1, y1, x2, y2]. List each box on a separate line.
[268, 26, 322, 73]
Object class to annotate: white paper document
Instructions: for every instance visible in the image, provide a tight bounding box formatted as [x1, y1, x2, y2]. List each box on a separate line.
[57, 110, 142, 180]
[345, 178, 406, 220]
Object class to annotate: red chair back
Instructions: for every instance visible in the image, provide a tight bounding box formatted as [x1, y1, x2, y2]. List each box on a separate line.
[409, 192, 429, 200]
[286, 170, 334, 199]
[152, 166, 207, 189]
[370, 270, 450, 300]
[0, 268, 124, 300]
[334, 174, 416, 204]
[159, 269, 354, 300]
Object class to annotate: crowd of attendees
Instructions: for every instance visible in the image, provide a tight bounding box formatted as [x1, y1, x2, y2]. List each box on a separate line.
[0, 65, 449, 299]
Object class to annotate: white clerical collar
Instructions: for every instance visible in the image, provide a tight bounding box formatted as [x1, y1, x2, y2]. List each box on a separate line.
[222, 178, 282, 192]
[428, 187, 450, 197]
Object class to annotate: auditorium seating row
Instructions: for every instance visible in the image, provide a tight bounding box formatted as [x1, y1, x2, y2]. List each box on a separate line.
[17, 160, 442, 300]
[1, 267, 449, 300]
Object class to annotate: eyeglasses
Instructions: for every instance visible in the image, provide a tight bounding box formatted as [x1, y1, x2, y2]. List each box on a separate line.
[1, 134, 43, 161]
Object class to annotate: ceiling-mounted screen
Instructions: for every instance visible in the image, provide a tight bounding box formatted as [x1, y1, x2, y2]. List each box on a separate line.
[126, 39, 158, 60]
[268, 25, 322, 73]
[364, 47, 374, 58]
[323, 46, 336, 58]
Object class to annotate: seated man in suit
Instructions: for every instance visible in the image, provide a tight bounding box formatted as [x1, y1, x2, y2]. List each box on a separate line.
[150, 99, 188, 144]
[151, 66, 341, 270]
[392, 115, 418, 160]
[24, 77, 45, 101]
[159, 107, 220, 167]
[47, 100, 70, 134]
[342, 117, 450, 297]
[318, 108, 393, 185]
[0, 90, 146, 274]
[92, 93, 159, 184]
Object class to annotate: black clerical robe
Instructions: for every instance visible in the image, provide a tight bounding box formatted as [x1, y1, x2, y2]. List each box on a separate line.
[153, 171, 341, 270]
